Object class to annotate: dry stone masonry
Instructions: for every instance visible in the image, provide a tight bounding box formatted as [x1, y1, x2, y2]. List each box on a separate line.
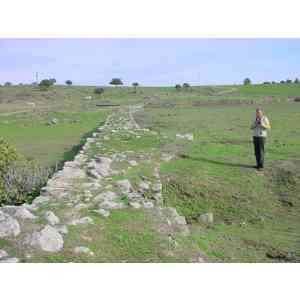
[0, 105, 202, 263]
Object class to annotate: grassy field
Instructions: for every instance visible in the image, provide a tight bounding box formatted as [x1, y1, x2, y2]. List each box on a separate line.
[0, 83, 300, 262]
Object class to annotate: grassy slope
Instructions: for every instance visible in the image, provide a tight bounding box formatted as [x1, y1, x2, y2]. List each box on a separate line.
[1, 83, 300, 262]
[144, 102, 300, 262]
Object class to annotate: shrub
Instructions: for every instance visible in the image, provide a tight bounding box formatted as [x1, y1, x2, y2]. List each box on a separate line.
[175, 84, 181, 91]
[109, 78, 123, 86]
[0, 138, 52, 206]
[243, 78, 251, 85]
[4, 82, 12, 87]
[94, 87, 104, 95]
[39, 79, 52, 90]
[49, 78, 56, 85]
[1, 160, 52, 205]
[286, 79, 292, 84]
[183, 83, 190, 88]
[294, 78, 299, 84]
[65, 80, 72, 86]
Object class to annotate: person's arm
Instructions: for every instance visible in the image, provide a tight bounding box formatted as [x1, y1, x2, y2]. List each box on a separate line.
[261, 117, 271, 129]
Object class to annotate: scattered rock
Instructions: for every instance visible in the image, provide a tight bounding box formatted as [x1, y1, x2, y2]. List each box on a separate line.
[29, 225, 64, 252]
[128, 160, 138, 166]
[0, 211, 21, 238]
[44, 211, 60, 226]
[14, 207, 37, 220]
[99, 200, 125, 210]
[138, 181, 150, 191]
[152, 182, 162, 193]
[143, 201, 154, 209]
[94, 208, 110, 218]
[55, 225, 68, 235]
[129, 202, 142, 209]
[176, 133, 194, 141]
[74, 246, 94, 256]
[69, 217, 94, 225]
[0, 257, 19, 263]
[116, 179, 132, 194]
[197, 213, 214, 224]
[0, 249, 8, 259]
[94, 191, 118, 203]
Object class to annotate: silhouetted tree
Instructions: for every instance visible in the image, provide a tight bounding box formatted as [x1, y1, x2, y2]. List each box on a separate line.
[132, 82, 139, 93]
[4, 82, 12, 87]
[243, 78, 251, 85]
[183, 83, 190, 88]
[109, 78, 123, 87]
[175, 84, 182, 91]
[49, 78, 56, 85]
[286, 79, 292, 84]
[65, 80, 73, 86]
[294, 78, 299, 84]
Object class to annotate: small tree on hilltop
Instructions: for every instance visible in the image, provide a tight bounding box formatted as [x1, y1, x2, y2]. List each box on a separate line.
[39, 79, 52, 90]
[132, 82, 139, 93]
[110, 78, 123, 87]
[183, 83, 190, 88]
[49, 78, 56, 85]
[65, 80, 73, 86]
[243, 78, 251, 85]
[175, 84, 181, 91]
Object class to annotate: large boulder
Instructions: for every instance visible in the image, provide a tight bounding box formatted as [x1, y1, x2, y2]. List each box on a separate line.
[0, 211, 21, 238]
[29, 225, 64, 252]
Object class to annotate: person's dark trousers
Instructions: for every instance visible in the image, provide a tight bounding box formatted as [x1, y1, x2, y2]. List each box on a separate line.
[253, 136, 266, 168]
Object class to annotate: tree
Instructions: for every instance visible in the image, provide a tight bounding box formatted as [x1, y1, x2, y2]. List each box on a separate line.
[65, 80, 73, 86]
[286, 79, 292, 84]
[183, 83, 190, 88]
[49, 78, 56, 85]
[94, 87, 104, 95]
[4, 82, 12, 87]
[109, 78, 123, 87]
[132, 82, 139, 93]
[263, 81, 271, 85]
[243, 78, 251, 85]
[39, 79, 52, 90]
[271, 81, 277, 84]
[175, 84, 181, 91]
[280, 80, 286, 84]
[294, 78, 299, 84]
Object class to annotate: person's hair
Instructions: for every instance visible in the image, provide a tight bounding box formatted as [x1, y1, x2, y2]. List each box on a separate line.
[256, 108, 263, 114]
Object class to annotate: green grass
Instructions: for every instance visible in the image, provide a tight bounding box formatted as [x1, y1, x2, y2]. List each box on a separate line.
[145, 102, 300, 262]
[1, 84, 300, 262]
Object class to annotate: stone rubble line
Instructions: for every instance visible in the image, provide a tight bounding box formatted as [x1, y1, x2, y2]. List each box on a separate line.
[0, 105, 191, 263]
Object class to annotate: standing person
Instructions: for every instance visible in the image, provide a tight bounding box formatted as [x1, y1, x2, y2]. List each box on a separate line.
[250, 108, 271, 171]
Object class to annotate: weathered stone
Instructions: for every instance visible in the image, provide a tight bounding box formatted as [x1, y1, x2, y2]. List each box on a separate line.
[143, 201, 154, 209]
[74, 246, 94, 256]
[94, 208, 110, 218]
[44, 211, 60, 226]
[29, 225, 64, 252]
[69, 217, 94, 225]
[116, 179, 132, 194]
[14, 207, 37, 220]
[129, 202, 142, 209]
[197, 213, 214, 224]
[0, 249, 8, 259]
[138, 181, 150, 191]
[152, 182, 162, 193]
[176, 133, 194, 141]
[94, 191, 118, 203]
[0, 257, 19, 263]
[99, 200, 125, 210]
[33, 195, 50, 204]
[128, 160, 138, 166]
[55, 225, 68, 235]
[0, 211, 21, 238]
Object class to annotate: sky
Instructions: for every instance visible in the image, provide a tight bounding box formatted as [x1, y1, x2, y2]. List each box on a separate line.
[0, 38, 300, 86]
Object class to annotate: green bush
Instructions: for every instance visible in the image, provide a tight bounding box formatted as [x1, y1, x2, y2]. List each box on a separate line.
[0, 138, 52, 206]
